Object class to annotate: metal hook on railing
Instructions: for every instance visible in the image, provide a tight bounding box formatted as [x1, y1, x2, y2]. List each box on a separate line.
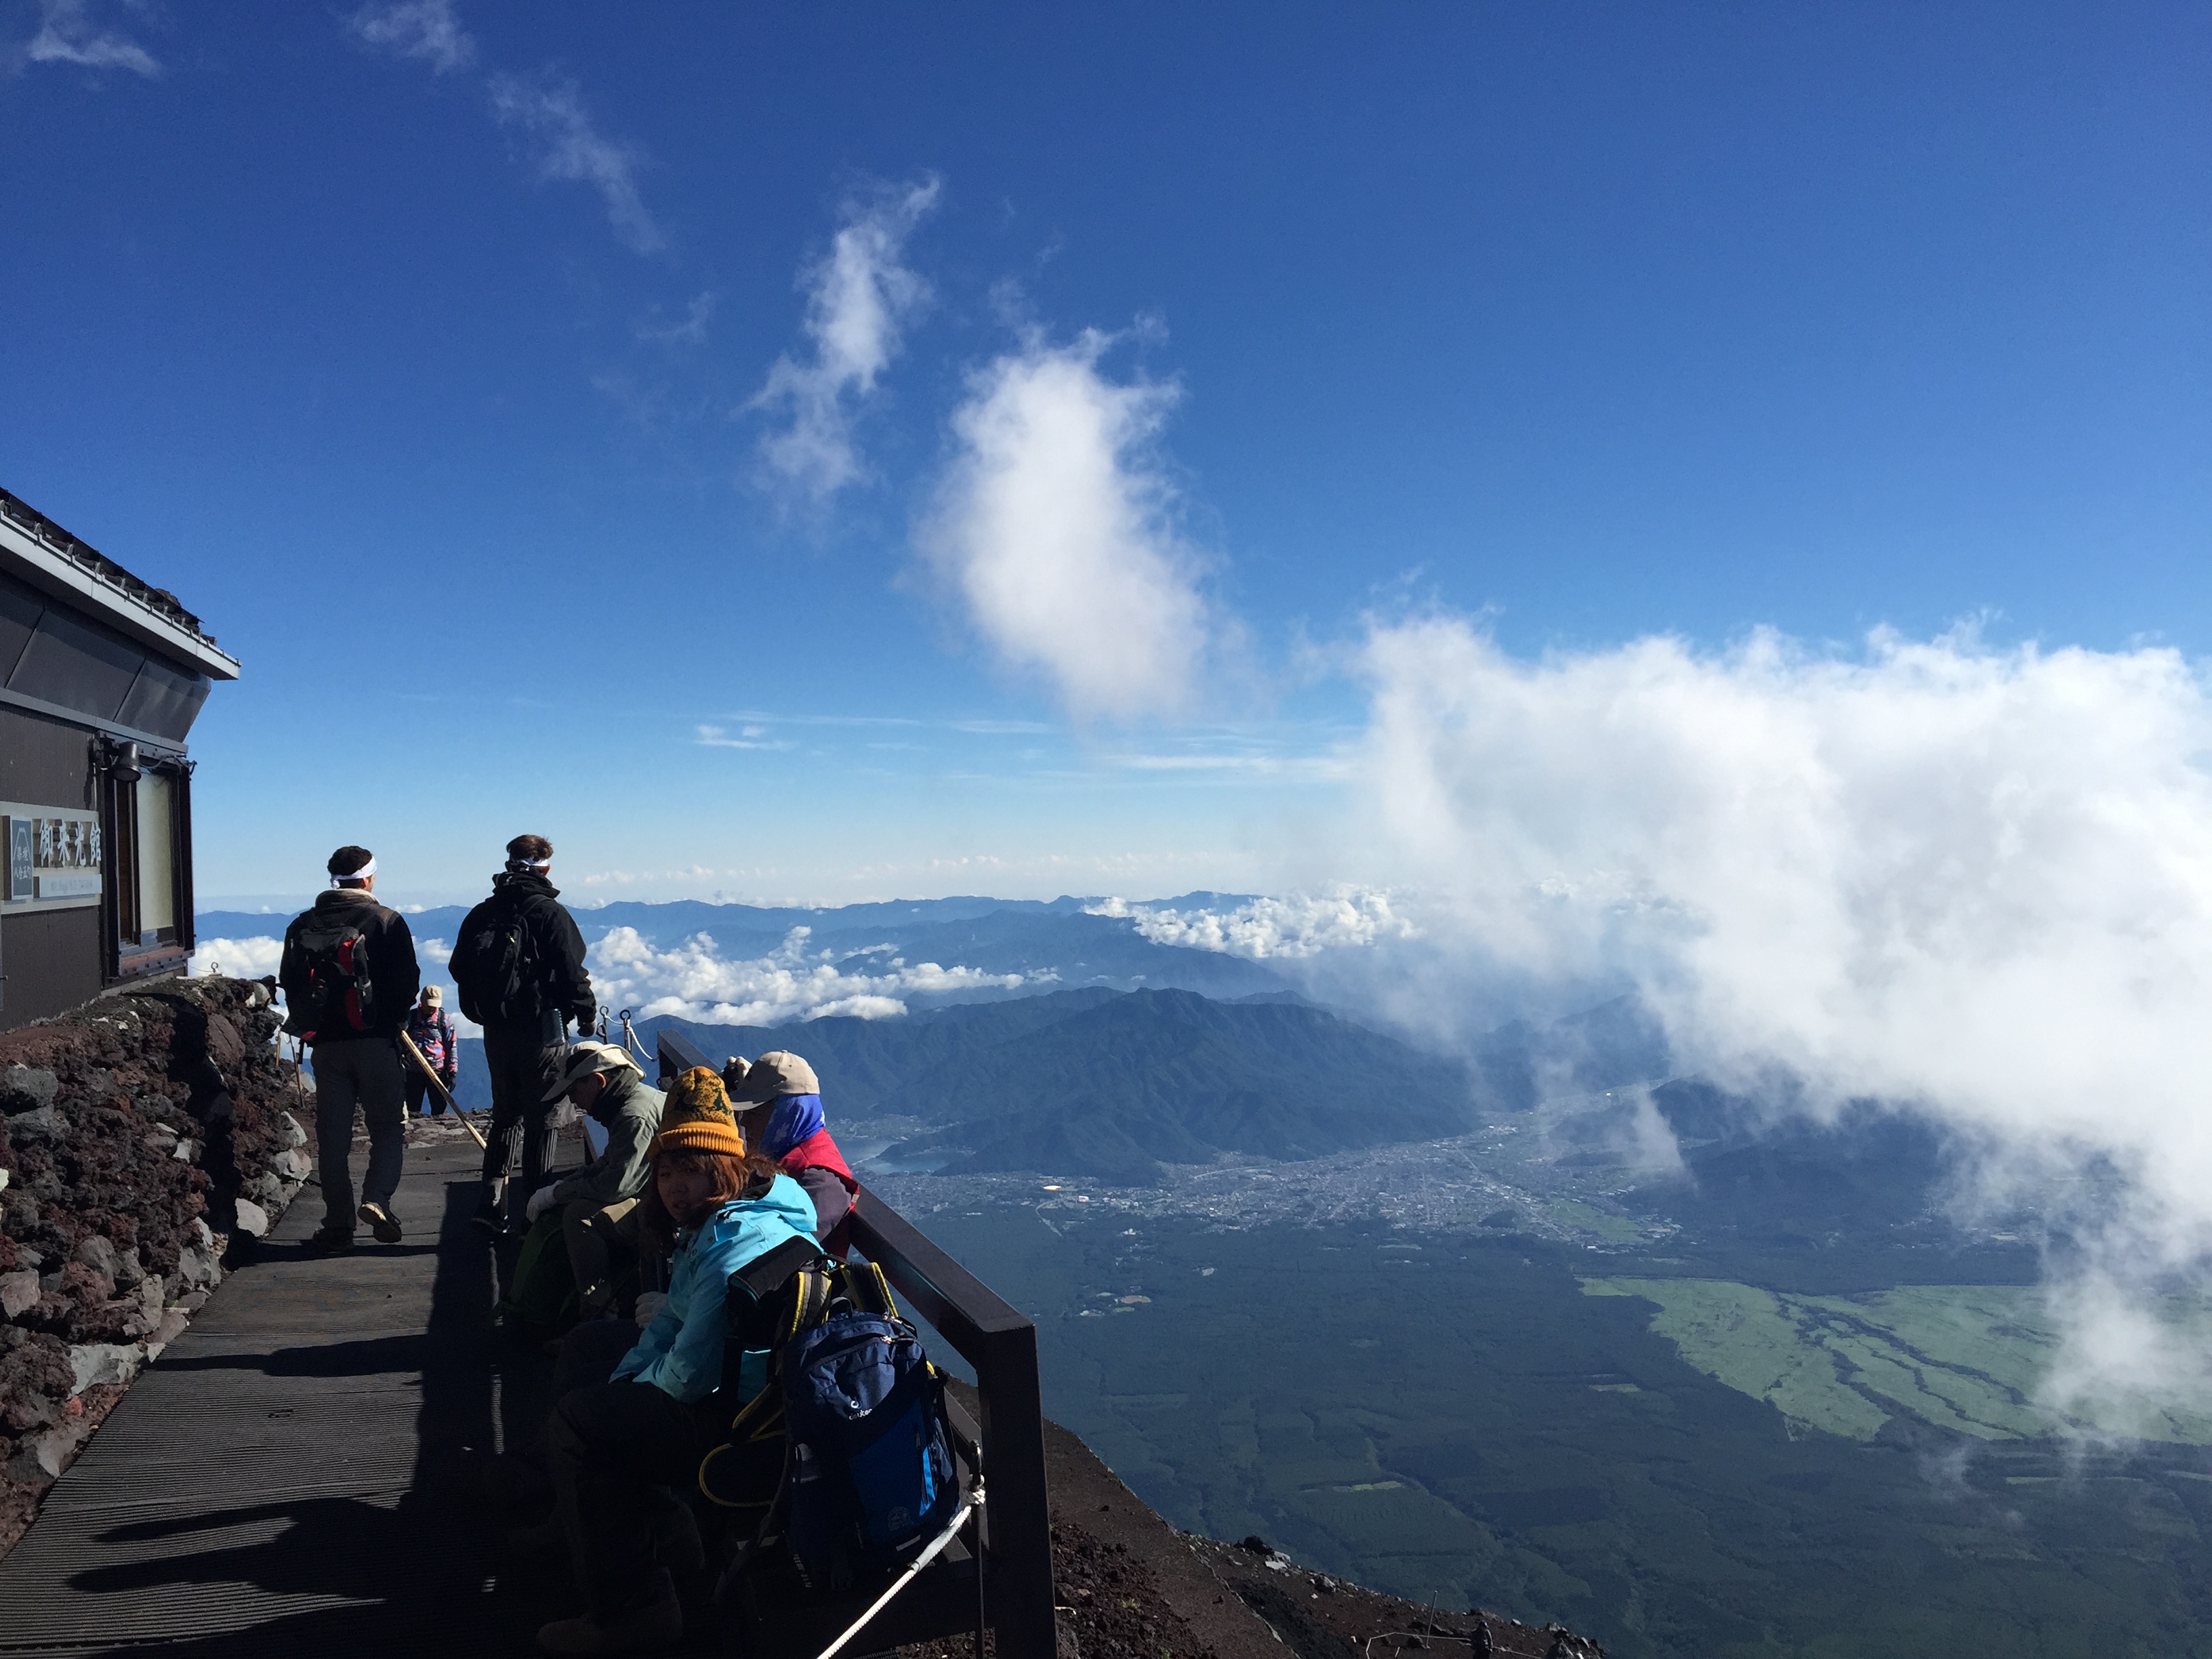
[618, 1008, 644, 1059]
[593, 1003, 611, 1040]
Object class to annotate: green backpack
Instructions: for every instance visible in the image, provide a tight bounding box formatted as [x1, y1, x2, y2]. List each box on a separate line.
[489, 1210, 577, 1335]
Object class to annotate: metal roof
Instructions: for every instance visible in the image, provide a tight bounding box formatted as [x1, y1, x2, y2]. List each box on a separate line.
[0, 488, 241, 681]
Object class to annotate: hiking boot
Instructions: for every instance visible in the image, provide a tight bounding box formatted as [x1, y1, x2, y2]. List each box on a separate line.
[470, 1194, 506, 1239]
[301, 1225, 354, 1258]
[357, 1201, 402, 1244]
[535, 1597, 682, 1656]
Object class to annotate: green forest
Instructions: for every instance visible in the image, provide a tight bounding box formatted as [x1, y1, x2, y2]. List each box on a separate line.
[918, 1203, 2212, 1659]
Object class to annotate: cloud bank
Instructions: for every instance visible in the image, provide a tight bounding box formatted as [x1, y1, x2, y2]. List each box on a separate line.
[489, 70, 661, 253]
[348, 0, 474, 73]
[25, 0, 158, 76]
[1088, 887, 1418, 960]
[1347, 614, 2212, 1427]
[588, 925, 1044, 1025]
[924, 331, 1210, 720]
[752, 179, 939, 500]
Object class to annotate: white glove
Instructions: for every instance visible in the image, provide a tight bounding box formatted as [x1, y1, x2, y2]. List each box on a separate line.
[634, 1290, 668, 1329]
[524, 1184, 560, 1223]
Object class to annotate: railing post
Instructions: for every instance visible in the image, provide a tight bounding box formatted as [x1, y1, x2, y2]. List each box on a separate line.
[974, 1319, 1054, 1659]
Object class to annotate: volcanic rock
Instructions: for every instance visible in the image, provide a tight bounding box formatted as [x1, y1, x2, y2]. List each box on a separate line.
[0, 1069, 57, 1113]
[3, 1108, 66, 1150]
[0, 975, 304, 1555]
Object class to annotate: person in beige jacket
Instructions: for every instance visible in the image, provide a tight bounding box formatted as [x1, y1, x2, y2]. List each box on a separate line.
[525, 1042, 665, 1319]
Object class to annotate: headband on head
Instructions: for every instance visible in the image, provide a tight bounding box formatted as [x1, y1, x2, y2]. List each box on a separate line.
[506, 857, 552, 872]
[331, 856, 377, 884]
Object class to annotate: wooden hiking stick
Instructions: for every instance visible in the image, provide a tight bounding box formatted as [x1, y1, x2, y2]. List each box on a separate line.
[397, 1029, 487, 1149]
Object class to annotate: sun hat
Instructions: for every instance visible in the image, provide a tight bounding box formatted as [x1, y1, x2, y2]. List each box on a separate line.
[728, 1050, 819, 1105]
[651, 1066, 748, 1159]
[541, 1039, 644, 1104]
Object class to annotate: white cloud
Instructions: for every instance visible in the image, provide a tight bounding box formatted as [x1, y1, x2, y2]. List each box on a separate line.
[638, 291, 714, 347]
[750, 178, 939, 500]
[348, 0, 474, 73]
[587, 924, 1046, 1025]
[1347, 613, 2212, 1425]
[26, 0, 159, 76]
[1088, 887, 1417, 960]
[923, 330, 1210, 720]
[695, 724, 790, 751]
[489, 70, 661, 253]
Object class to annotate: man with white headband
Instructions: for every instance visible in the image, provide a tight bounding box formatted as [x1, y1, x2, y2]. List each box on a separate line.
[279, 844, 422, 1256]
[450, 833, 597, 1235]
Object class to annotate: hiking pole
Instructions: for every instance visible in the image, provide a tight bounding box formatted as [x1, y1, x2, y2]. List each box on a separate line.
[396, 1030, 487, 1149]
[811, 1479, 986, 1659]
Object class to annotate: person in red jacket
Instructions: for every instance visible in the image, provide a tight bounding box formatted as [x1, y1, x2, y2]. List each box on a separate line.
[724, 1050, 856, 1252]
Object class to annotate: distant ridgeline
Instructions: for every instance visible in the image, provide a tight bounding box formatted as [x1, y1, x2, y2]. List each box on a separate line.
[197, 893, 1293, 1005]
[201, 893, 1677, 1178]
[643, 987, 1479, 1184]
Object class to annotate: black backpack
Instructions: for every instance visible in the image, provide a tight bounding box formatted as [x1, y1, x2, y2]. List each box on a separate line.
[451, 892, 541, 1026]
[285, 916, 377, 1040]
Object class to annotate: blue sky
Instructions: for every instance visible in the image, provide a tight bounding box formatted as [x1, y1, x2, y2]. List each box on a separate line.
[3, 0, 2204, 908]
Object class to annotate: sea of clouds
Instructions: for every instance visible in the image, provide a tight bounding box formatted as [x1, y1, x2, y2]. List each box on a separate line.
[192, 924, 1044, 1032]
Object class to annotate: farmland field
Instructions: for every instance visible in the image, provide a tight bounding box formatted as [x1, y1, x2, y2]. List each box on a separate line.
[901, 1197, 2212, 1658]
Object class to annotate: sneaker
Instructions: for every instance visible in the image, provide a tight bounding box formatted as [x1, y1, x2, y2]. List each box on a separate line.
[357, 1201, 402, 1244]
[301, 1225, 354, 1258]
[535, 1597, 682, 1656]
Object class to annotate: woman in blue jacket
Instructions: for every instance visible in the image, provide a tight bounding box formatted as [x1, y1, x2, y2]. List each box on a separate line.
[538, 1068, 817, 1656]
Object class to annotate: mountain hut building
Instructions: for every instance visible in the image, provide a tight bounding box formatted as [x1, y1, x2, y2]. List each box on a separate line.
[0, 489, 238, 1028]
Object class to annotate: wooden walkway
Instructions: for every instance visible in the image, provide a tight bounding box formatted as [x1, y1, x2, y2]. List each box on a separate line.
[0, 1136, 573, 1658]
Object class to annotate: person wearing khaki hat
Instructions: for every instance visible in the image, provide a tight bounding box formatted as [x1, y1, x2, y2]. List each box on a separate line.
[727, 1050, 857, 1250]
[403, 985, 459, 1120]
[519, 1041, 664, 1321]
[533, 1065, 815, 1655]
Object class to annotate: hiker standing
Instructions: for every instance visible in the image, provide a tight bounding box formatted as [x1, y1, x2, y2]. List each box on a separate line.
[279, 845, 422, 1256]
[449, 834, 596, 1234]
[403, 985, 459, 1117]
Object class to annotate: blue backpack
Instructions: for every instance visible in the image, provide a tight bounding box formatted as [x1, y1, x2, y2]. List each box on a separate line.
[781, 1271, 958, 1592]
[701, 1252, 960, 1597]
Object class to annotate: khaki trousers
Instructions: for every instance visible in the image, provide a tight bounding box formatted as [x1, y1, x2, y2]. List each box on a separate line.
[561, 1196, 641, 1315]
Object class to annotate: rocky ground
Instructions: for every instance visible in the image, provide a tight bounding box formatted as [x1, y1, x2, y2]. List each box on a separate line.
[0, 973, 308, 1557]
[897, 1401, 1603, 1659]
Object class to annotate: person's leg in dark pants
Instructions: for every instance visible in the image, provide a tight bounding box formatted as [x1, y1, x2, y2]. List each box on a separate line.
[478, 1016, 560, 1228]
[553, 1318, 642, 1400]
[405, 1071, 431, 1118]
[541, 1380, 707, 1647]
[353, 1038, 406, 1234]
[311, 1043, 364, 1238]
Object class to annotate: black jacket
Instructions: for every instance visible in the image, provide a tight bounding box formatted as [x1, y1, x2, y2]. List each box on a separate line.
[279, 888, 422, 1044]
[453, 869, 594, 1032]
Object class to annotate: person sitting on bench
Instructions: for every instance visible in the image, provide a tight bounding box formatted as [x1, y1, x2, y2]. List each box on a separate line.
[724, 1050, 858, 1250]
[526, 1042, 666, 1322]
[535, 1067, 816, 1657]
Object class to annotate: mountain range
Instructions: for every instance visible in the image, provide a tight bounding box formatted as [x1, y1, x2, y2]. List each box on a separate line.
[642, 986, 1478, 1183]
